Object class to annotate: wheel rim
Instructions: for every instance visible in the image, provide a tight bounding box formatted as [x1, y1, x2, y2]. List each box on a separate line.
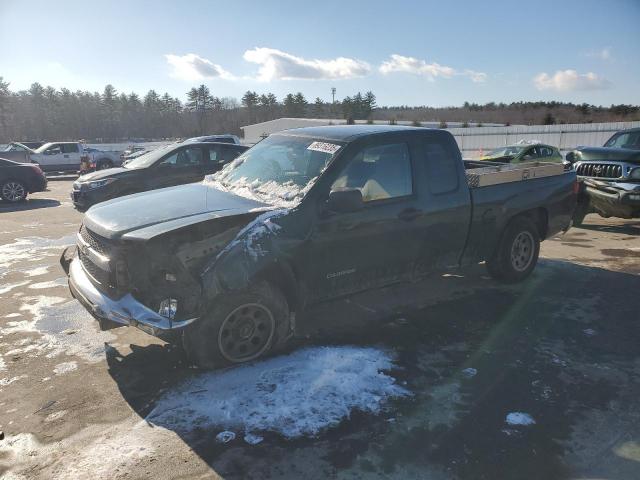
[218, 303, 275, 363]
[98, 162, 111, 170]
[2, 182, 25, 202]
[510, 231, 535, 272]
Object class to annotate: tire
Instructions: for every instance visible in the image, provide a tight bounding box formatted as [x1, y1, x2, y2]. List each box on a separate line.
[486, 217, 540, 283]
[1, 179, 28, 202]
[183, 281, 290, 369]
[97, 160, 113, 170]
[572, 202, 589, 227]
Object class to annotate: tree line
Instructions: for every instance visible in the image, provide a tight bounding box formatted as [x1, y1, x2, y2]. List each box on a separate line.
[0, 76, 637, 143]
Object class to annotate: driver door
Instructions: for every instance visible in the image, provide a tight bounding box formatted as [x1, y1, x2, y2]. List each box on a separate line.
[37, 144, 64, 171]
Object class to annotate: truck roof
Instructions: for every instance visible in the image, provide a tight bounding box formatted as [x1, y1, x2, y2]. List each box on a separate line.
[279, 125, 438, 142]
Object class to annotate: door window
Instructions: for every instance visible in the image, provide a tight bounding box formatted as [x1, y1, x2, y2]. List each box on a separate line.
[45, 145, 62, 155]
[207, 145, 224, 164]
[539, 146, 553, 157]
[61, 143, 79, 153]
[158, 147, 203, 167]
[332, 143, 413, 202]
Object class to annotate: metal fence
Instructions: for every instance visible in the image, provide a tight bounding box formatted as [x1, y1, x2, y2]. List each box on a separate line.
[448, 121, 640, 158]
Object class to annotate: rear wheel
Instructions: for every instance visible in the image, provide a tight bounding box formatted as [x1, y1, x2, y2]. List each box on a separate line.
[572, 201, 590, 227]
[183, 282, 290, 369]
[97, 160, 113, 170]
[1, 180, 28, 202]
[487, 217, 540, 283]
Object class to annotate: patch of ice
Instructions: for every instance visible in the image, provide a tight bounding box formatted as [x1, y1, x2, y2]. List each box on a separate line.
[462, 367, 477, 378]
[244, 433, 263, 445]
[23, 265, 50, 277]
[4, 313, 22, 318]
[0, 280, 30, 295]
[53, 361, 78, 375]
[148, 346, 408, 439]
[28, 277, 67, 289]
[216, 431, 236, 443]
[506, 412, 536, 426]
[0, 354, 5, 371]
[0, 374, 27, 386]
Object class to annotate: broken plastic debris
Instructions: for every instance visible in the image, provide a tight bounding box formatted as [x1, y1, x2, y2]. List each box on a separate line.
[215, 431, 236, 443]
[243, 433, 263, 445]
[506, 412, 536, 426]
[462, 367, 477, 378]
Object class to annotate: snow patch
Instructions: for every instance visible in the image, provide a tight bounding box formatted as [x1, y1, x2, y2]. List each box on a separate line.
[0, 354, 6, 371]
[462, 367, 477, 378]
[0, 235, 75, 274]
[28, 277, 68, 289]
[147, 346, 408, 439]
[0, 374, 27, 386]
[506, 412, 536, 426]
[53, 361, 78, 375]
[0, 281, 30, 295]
[215, 431, 236, 443]
[23, 265, 50, 277]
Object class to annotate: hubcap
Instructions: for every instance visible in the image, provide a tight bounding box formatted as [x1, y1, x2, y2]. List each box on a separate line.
[2, 182, 25, 202]
[510, 231, 535, 272]
[218, 303, 275, 363]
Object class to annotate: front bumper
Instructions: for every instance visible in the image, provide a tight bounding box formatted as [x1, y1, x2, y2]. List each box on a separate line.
[67, 256, 198, 337]
[582, 178, 640, 218]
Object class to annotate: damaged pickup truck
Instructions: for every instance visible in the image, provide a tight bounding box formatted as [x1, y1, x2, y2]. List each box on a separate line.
[61, 125, 577, 368]
[567, 127, 640, 224]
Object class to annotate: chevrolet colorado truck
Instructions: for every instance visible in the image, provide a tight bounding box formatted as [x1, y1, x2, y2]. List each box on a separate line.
[61, 125, 577, 368]
[566, 127, 640, 224]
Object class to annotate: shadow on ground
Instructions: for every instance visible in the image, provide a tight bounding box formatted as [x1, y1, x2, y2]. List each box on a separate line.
[0, 198, 61, 212]
[106, 259, 640, 479]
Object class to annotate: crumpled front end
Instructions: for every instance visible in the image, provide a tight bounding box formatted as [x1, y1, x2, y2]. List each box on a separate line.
[582, 178, 640, 219]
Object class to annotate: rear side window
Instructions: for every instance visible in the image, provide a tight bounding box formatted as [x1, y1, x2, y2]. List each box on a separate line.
[423, 139, 459, 194]
[61, 143, 79, 153]
[539, 146, 554, 157]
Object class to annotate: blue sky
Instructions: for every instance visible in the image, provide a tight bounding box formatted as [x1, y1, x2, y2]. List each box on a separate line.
[1, 0, 638, 106]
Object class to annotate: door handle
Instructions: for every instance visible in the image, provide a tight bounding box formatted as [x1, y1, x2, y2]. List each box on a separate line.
[398, 208, 421, 221]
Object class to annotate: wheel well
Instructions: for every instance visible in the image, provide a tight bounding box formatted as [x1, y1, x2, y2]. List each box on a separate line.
[513, 207, 548, 239]
[255, 262, 300, 314]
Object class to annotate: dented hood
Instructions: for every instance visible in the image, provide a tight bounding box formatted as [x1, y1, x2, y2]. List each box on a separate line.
[84, 182, 269, 240]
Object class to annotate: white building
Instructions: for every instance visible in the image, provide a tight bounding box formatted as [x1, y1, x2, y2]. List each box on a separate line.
[241, 118, 640, 158]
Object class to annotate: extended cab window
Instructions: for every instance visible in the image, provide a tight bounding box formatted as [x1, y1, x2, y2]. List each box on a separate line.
[424, 140, 459, 194]
[61, 143, 79, 153]
[332, 143, 412, 202]
[159, 147, 202, 167]
[45, 145, 62, 155]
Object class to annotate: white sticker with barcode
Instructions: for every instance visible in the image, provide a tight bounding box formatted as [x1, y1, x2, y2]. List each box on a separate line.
[307, 141, 341, 154]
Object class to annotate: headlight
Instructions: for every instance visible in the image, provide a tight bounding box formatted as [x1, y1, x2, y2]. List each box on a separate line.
[86, 178, 116, 190]
[630, 168, 640, 180]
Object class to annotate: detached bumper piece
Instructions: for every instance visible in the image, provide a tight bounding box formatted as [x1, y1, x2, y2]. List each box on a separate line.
[67, 257, 198, 337]
[583, 179, 640, 219]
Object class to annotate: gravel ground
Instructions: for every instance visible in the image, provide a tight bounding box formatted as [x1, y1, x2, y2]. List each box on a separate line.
[0, 180, 639, 480]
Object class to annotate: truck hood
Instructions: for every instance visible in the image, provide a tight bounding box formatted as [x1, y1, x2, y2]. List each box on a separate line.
[574, 147, 640, 163]
[84, 182, 270, 240]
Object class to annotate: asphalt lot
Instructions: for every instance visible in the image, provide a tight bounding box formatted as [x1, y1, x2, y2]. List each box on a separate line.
[1, 180, 639, 480]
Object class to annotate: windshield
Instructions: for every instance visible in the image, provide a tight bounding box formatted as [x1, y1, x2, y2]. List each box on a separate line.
[207, 135, 342, 206]
[124, 145, 174, 169]
[486, 146, 525, 157]
[604, 131, 640, 149]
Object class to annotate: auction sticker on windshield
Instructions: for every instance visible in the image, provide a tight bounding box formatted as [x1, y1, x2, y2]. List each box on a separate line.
[307, 141, 341, 154]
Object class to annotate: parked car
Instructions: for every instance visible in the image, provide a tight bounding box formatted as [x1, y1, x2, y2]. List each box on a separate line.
[120, 145, 148, 160]
[567, 127, 640, 224]
[0, 158, 47, 202]
[121, 149, 152, 166]
[70, 141, 248, 211]
[481, 142, 563, 164]
[3, 142, 36, 153]
[185, 134, 242, 145]
[61, 125, 576, 368]
[82, 147, 122, 171]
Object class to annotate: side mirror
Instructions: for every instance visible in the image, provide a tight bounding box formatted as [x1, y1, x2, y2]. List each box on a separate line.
[327, 187, 364, 213]
[565, 151, 576, 164]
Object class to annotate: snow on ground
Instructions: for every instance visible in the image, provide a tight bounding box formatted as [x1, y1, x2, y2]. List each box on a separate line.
[0, 280, 30, 295]
[0, 235, 75, 275]
[22, 265, 50, 277]
[506, 412, 536, 426]
[148, 346, 409, 439]
[53, 361, 78, 375]
[1, 296, 115, 362]
[28, 277, 68, 289]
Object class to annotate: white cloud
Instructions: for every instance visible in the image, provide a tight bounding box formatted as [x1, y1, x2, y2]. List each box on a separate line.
[165, 53, 234, 81]
[243, 47, 370, 81]
[379, 54, 486, 82]
[533, 70, 610, 91]
[585, 47, 612, 61]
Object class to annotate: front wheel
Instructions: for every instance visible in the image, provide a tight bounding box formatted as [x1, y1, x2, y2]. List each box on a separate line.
[487, 217, 540, 283]
[183, 282, 290, 369]
[1, 180, 28, 202]
[97, 160, 113, 170]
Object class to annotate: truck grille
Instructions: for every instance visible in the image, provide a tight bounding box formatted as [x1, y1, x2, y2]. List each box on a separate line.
[80, 224, 110, 255]
[78, 224, 114, 288]
[576, 163, 622, 179]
